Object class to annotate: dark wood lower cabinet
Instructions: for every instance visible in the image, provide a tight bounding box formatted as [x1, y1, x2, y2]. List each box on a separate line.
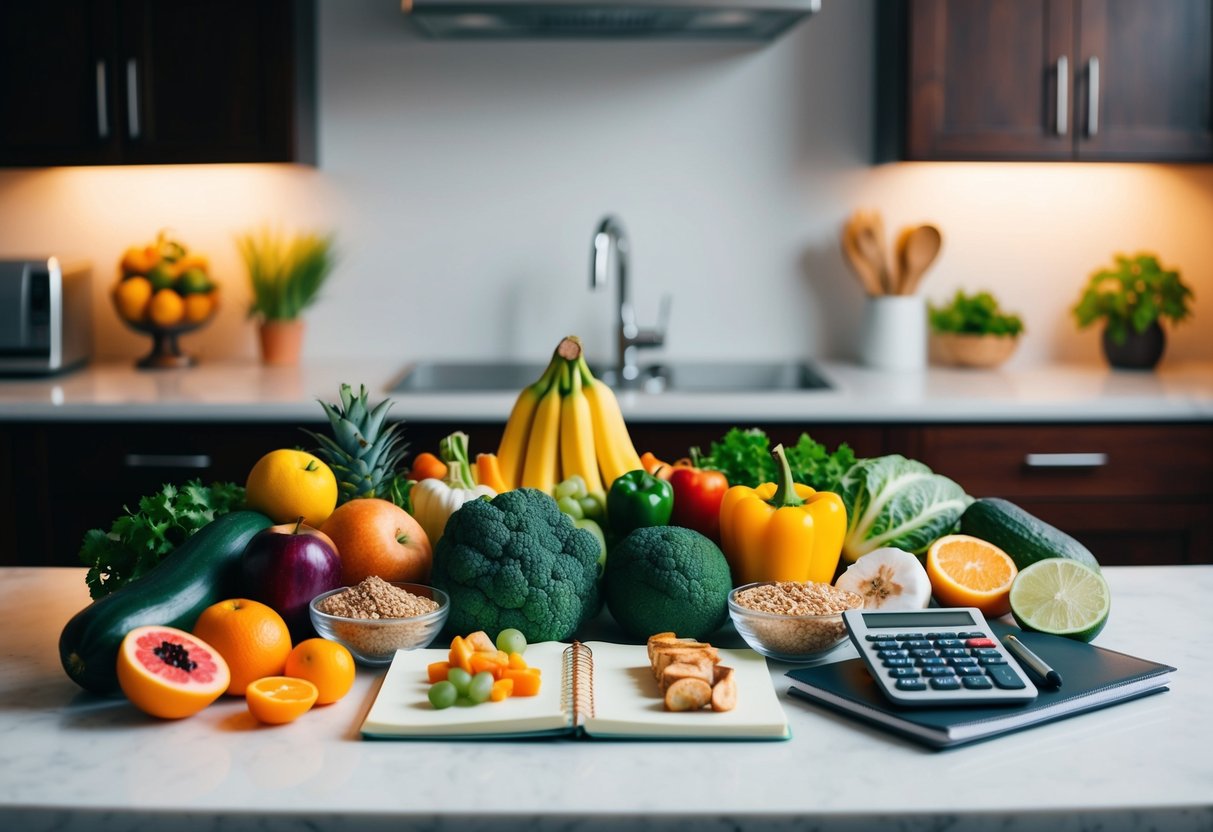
[3, 419, 1209, 567]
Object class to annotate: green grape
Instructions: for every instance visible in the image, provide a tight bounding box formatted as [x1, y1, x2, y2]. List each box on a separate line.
[496, 627, 528, 656]
[556, 495, 585, 520]
[578, 495, 604, 521]
[468, 671, 495, 704]
[447, 667, 472, 696]
[428, 681, 457, 710]
[555, 475, 587, 501]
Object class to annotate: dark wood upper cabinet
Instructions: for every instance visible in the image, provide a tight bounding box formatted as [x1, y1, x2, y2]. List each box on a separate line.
[0, 0, 315, 167]
[884, 0, 1213, 162]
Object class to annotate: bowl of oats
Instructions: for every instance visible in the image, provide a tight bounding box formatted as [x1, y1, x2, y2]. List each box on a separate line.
[309, 577, 449, 666]
[728, 581, 864, 662]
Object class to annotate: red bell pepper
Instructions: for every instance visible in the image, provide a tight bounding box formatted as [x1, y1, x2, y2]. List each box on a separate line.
[668, 455, 729, 542]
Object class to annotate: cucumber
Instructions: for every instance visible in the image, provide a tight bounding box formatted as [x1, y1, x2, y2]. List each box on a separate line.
[59, 510, 272, 695]
[959, 497, 1101, 574]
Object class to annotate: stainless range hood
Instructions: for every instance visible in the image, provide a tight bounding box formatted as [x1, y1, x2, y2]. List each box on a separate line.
[401, 0, 822, 40]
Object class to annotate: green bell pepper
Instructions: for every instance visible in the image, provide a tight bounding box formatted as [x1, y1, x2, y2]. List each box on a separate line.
[607, 470, 674, 536]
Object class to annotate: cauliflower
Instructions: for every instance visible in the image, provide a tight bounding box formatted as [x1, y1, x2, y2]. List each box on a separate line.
[604, 526, 733, 641]
[432, 488, 601, 643]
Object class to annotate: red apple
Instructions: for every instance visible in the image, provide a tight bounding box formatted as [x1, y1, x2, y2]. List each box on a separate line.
[240, 520, 342, 638]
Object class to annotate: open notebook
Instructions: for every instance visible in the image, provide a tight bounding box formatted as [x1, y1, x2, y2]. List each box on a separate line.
[361, 641, 789, 740]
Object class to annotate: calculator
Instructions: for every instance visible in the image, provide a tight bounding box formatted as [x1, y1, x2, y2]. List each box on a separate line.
[842, 607, 1039, 707]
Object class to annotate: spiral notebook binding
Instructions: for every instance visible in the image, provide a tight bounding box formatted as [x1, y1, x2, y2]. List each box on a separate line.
[563, 641, 595, 728]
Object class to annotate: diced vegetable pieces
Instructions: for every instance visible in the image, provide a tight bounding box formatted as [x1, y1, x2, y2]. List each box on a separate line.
[504, 668, 542, 697]
[469, 651, 509, 678]
[427, 661, 451, 683]
[465, 631, 497, 653]
[448, 635, 475, 673]
[507, 652, 529, 670]
[490, 678, 514, 702]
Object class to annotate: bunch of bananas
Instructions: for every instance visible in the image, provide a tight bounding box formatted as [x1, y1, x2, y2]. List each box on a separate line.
[497, 336, 644, 496]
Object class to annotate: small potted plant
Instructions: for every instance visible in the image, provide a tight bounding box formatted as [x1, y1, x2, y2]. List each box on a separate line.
[1073, 253, 1193, 370]
[928, 289, 1025, 368]
[238, 228, 336, 366]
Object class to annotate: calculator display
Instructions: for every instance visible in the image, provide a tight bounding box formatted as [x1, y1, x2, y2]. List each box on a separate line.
[861, 610, 976, 628]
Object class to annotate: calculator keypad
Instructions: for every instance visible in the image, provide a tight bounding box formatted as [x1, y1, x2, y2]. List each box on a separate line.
[867, 628, 1028, 696]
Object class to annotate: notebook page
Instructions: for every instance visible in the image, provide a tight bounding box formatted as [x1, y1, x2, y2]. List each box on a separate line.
[361, 640, 570, 738]
[583, 643, 789, 739]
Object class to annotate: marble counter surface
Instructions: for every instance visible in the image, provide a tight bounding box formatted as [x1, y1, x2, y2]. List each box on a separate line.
[2, 566, 1210, 831]
[0, 359, 1210, 423]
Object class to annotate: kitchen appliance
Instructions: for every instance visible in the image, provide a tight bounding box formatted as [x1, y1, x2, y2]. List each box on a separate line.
[0, 258, 92, 376]
[400, 0, 821, 40]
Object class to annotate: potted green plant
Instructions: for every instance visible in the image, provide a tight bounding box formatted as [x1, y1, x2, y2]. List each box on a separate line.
[927, 289, 1025, 368]
[1073, 253, 1193, 370]
[238, 228, 336, 366]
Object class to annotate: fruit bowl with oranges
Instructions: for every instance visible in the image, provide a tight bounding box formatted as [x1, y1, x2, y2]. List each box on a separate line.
[112, 232, 220, 369]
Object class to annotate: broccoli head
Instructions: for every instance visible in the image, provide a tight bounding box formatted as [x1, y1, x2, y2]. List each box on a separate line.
[432, 488, 601, 643]
[604, 526, 732, 641]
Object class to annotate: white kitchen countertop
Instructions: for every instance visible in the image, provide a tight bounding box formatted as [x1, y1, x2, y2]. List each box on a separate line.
[1, 565, 1210, 831]
[0, 359, 1211, 423]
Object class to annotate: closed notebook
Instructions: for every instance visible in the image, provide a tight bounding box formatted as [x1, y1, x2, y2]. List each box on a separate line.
[361, 641, 790, 740]
[785, 623, 1176, 750]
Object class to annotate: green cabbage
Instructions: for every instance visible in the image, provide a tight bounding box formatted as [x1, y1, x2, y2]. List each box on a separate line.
[839, 455, 971, 560]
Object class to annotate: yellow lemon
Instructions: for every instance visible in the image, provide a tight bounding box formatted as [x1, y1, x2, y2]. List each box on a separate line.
[113, 277, 153, 323]
[147, 288, 186, 327]
[245, 449, 339, 527]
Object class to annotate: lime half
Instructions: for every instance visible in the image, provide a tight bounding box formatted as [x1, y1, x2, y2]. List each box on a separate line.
[1009, 559, 1110, 642]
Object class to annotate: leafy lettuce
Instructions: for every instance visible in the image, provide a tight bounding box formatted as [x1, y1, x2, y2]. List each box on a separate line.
[838, 455, 971, 560]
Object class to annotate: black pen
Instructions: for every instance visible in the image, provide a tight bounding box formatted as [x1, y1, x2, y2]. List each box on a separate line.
[1004, 634, 1062, 688]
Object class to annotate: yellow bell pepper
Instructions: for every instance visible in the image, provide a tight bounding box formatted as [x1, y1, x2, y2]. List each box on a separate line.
[718, 444, 847, 585]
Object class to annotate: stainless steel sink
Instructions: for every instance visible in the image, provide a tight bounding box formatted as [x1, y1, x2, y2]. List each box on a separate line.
[390, 360, 831, 394]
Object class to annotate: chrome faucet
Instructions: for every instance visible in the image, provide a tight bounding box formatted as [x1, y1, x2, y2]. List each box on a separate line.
[589, 215, 670, 383]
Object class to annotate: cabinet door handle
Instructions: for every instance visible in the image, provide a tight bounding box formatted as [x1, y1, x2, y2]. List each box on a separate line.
[123, 453, 212, 469]
[1056, 55, 1069, 136]
[1087, 56, 1100, 137]
[95, 60, 109, 139]
[126, 58, 141, 139]
[1023, 453, 1108, 469]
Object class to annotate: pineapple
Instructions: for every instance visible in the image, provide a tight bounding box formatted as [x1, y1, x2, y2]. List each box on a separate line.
[306, 383, 409, 506]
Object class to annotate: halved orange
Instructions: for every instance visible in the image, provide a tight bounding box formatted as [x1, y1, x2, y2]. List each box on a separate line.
[246, 676, 319, 725]
[926, 534, 1018, 617]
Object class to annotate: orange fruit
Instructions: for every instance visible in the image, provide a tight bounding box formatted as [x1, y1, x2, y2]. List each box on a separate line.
[246, 676, 319, 724]
[321, 498, 432, 586]
[926, 534, 1018, 616]
[116, 625, 230, 719]
[245, 449, 339, 527]
[284, 638, 356, 705]
[191, 599, 293, 696]
[147, 287, 185, 327]
[183, 291, 216, 323]
[113, 276, 153, 322]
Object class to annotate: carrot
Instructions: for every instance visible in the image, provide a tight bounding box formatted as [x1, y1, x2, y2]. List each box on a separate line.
[427, 661, 450, 683]
[469, 652, 509, 678]
[411, 452, 447, 481]
[504, 668, 542, 697]
[476, 453, 509, 493]
[490, 678, 514, 702]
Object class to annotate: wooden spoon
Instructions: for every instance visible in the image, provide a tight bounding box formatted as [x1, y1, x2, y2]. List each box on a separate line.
[841, 219, 883, 296]
[899, 224, 943, 295]
[853, 211, 893, 295]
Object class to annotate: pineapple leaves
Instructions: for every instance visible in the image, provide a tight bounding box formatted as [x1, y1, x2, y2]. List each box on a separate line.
[307, 383, 410, 509]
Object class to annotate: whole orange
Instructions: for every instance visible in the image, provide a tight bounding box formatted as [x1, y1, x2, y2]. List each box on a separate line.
[245, 449, 339, 527]
[148, 288, 185, 327]
[321, 498, 432, 585]
[191, 599, 293, 696]
[284, 638, 356, 705]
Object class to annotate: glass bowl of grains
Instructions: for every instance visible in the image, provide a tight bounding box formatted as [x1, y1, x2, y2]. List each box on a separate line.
[309, 577, 449, 666]
[728, 581, 864, 663]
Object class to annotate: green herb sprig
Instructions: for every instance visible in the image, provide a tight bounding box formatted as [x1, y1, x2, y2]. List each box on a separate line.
[694, 428, 857, 492]
[79, 480, 246, 600]
[928, 290, 1024, 337]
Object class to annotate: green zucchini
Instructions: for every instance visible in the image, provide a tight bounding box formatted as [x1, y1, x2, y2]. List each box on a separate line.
[959, 497, 1101, 573]
[59, 510, 272, 695]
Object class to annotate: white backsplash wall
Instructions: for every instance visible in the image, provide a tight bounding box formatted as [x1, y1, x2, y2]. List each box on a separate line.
[0, 0, 1210, 368]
